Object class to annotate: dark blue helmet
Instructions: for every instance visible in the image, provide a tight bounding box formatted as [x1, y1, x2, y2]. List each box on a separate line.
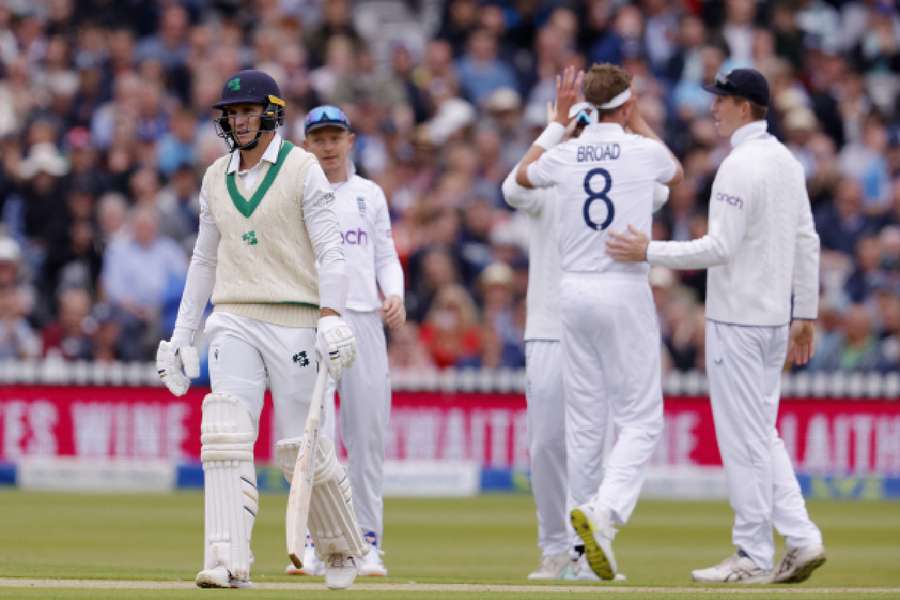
[213, 69, 285, 151]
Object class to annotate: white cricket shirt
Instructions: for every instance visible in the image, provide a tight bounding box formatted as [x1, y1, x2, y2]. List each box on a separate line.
[330, 174, 404, 313]
[646, 121, 820, 326]
[527, 123, 677, 276]
[501, 170, 561, 341]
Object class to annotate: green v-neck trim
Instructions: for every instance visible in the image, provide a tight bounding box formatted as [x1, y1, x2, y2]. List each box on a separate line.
[226, 140, 294, 218]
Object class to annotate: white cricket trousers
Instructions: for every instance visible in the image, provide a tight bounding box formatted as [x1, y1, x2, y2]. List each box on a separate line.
[561, 274, 663, 526]
[525, 340, 569, 557]
[330, 310, 391, 542]
[205, 311, 318, 443]
[706, 320, 822, 570]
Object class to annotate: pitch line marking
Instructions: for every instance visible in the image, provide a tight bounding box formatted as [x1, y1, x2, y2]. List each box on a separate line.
[0, 579, 899, 594]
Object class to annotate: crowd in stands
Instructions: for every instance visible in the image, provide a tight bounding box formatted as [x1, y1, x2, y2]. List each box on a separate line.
[0, 0, 896, 375]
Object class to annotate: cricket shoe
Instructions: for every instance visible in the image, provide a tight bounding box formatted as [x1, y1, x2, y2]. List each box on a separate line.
[194, 565, 251, 588]
[325, 553, 359, 590]
[358, 530, 388, 576]
[561, 554, 628, 582]
[570, 504, 618, 581]
[284, 542, 325, 576]
[691, 550, 772, 583]
[527, 551, 570, 580]
[772, 544, 826, 583]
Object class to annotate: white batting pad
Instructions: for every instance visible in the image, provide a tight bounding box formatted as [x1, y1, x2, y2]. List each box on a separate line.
[201, 393, 258, 581]
[278, 436, 367, 559]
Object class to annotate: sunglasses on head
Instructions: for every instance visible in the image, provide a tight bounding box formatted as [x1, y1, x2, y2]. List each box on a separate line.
[304, 106, 350, 130]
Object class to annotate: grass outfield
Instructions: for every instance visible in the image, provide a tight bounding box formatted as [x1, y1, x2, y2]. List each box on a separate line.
[0, 491, 897, 599]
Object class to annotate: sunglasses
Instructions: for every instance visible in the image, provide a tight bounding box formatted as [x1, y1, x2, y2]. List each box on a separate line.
[304, 105, 351, 131]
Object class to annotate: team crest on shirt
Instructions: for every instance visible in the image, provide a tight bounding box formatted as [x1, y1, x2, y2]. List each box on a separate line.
[242, 230, 258, 246]
[357, 196, 366, 217]
[292, 351, 310, 367]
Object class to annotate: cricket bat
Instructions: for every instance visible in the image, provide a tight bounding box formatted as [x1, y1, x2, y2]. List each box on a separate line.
[286, 363, 330, 568]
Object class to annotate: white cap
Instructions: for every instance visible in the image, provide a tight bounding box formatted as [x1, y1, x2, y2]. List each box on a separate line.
[427, 98, 476, 144]
[20, 143, 68, 179]
[0, 237, 21, 262]
[485, 87, 521, 112]
[479, 262, 514, 287]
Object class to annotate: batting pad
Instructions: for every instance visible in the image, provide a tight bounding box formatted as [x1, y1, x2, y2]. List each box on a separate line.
[277, 436, 367, 559]
[200, 393, 258, 581]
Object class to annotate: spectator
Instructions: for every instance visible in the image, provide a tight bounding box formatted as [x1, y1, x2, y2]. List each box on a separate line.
[478, 262, 524, 367]
[41, 287, 93, 360]
[844, 235, 885, 303]
[816, 178, 873, 255]
[810, 304, 884, 372]
[387, 322, 436, 372]
[17, 142, 69, 248]
[418, 284, 482, 368]
[456, 29, 518, 106]
[100, 206, 186, 360]
[0, 285, 40, 360]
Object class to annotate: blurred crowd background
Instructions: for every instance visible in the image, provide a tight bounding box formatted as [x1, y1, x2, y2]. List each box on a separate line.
[0, 0, 896, 376]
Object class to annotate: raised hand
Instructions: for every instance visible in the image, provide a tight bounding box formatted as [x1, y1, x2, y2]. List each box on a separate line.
[553, 66, 584, 126]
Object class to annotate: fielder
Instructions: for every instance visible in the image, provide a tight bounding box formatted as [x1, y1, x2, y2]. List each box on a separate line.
[286, 105, 404, 578]
[156, 69, 366, 590]
[608, 68, 825, 584]
[516, 64, 683, 581]
[503, 101, 670, 581]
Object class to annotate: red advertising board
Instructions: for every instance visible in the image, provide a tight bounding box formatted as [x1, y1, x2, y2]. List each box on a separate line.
[1, 386, 898, 475]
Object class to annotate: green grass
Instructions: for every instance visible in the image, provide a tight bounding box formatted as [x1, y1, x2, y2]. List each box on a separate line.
[0, 491, 897, 599]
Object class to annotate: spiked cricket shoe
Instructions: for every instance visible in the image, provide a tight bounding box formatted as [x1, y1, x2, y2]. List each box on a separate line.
[692, 551, 772, 583]
[562, 554, 628, 582]
[570, 504, 618, 581]
[358, 530, 388, 576]
[773, 544, 826, 583]
[527, 551, 570, 580]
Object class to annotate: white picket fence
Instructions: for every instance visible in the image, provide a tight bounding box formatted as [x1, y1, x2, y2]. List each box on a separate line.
[0, 358, 896, 398]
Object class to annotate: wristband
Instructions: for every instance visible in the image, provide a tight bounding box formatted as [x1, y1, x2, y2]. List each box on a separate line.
[534, 122, 566, 149]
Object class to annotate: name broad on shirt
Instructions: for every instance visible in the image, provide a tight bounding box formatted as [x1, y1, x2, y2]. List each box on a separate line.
[577, 143, 621, 163]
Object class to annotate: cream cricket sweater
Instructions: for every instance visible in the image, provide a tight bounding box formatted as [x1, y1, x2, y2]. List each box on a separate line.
[205, 139, 321, 327]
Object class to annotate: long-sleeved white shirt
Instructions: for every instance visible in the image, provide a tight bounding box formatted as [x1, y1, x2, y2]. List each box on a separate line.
[172, 133, 346, 343]
[646, 121, 820, 326]
[502, 169, 562, 341]
[527, 122, 677, 277]
[329, 174, 403, 313]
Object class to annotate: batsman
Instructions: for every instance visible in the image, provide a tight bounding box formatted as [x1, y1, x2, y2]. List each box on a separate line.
[156, 69, 367, 590]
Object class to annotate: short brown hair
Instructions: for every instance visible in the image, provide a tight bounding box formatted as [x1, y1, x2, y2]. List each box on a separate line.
[583, 63, 632, 117]
[749, 101, 768, 120]
[727, 96, 769, 120]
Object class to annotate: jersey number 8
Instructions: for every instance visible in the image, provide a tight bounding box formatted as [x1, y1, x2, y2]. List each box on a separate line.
[582, 168, 615, 231]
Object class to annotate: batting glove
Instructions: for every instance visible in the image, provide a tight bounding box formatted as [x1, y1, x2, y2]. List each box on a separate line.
[316, 315, 356, 379]
[156, 339, 200, 396]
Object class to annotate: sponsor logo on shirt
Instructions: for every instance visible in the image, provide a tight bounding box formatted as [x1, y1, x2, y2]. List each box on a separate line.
[577, 143, 621, 162]
[716, 192, 744, 210]
[341, 228, 369, 246]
